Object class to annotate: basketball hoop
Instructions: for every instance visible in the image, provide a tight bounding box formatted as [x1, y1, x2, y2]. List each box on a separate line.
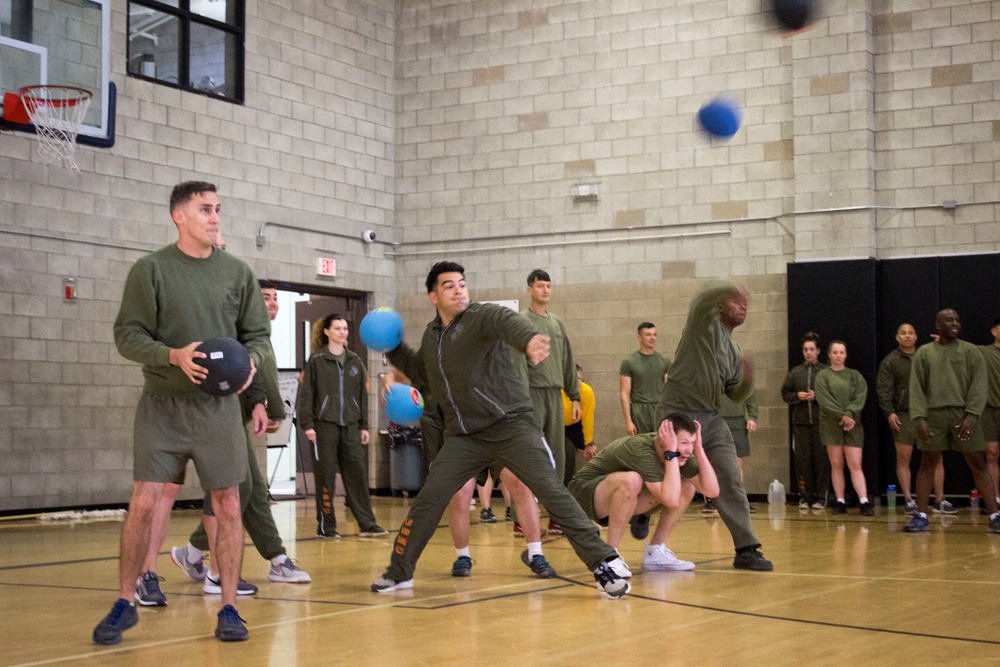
[19, 85, 93, 171]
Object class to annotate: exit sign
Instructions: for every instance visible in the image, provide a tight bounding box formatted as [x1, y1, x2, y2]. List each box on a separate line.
[316, 257, 337, 277]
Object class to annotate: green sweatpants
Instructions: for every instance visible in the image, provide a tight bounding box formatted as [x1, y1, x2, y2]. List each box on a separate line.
[191, 428, 285, 560]
[313, 422, 378, 532]
[383, 413, 618, 581]
[530, 387, 566, 483]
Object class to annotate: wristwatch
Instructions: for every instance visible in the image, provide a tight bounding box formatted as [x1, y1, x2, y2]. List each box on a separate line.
[663, 450, 681, 461]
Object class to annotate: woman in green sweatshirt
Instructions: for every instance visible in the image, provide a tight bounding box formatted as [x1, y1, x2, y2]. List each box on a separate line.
[815, 340, 872, 516]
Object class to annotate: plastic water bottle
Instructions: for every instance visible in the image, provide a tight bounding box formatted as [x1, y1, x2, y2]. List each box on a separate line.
[971, 489, 980, 511]
[887, 484, 897, 509]
[768, 479, 785, 505]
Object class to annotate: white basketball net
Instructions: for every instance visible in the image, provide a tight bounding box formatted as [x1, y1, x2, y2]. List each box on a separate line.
[20, 86, 93, 171]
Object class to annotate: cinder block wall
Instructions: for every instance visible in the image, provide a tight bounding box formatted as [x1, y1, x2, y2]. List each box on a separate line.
[0, 0, 397, 512]
[2, 0, 999, 512]
[392, 0, 1000, 497]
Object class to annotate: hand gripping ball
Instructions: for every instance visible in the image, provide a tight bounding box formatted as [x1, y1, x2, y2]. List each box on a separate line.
[195, 337, 252, 396]
[359, 307, 404, 352]
[697, 97, 742, 140]
[385, 384, 424, 427]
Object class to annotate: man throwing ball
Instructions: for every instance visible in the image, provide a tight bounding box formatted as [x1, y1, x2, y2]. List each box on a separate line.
[371, 261, 630, 598]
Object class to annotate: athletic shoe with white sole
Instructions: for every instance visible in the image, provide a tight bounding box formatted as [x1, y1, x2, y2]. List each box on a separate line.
[903, 500, 918, 515]
[932, 500, 959, 515]
[170, 545, 207, 581]
[358, 525, 390, 537]
[451, 556, 474, 577]
[268, 559, 312, 583]
[519, 549, 556, 578]
[203, 573, 258, 595]
[593, 561, 630, 598]
[371, 574, 414, 593]
[642, 544, 695, 571]
[605, 556, 632, 579]
[135, 570, 167, 607]
[92, 598, 138, 645]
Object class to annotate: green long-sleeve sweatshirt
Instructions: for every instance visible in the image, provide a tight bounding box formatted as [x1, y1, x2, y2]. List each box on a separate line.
[297, 348, 368, 431]
[387, 302, 538, 437]
[979, 344, 1000, 408]
[114, 245, 272, 397]
[814, 367, 868, 423]
[876, 348, 911, 417]
[656, 282, 752, 416]
[909, 340, 987, 423]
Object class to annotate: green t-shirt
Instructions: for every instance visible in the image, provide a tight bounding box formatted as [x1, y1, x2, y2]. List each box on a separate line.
[114, 244, 272, 397]
[619, 350, 671, 405]
[516, 309, 579, 399]
[572, 433, 698, 485]
[909, 340, 987, 421]
[979, 344, 1000, 408]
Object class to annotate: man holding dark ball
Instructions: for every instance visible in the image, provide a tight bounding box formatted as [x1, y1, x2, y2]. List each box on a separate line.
[93, 181, 272, 645]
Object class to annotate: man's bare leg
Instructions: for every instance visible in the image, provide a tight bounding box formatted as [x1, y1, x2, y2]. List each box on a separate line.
[209, 486, 243, 609]
[119, 482, 167, 600]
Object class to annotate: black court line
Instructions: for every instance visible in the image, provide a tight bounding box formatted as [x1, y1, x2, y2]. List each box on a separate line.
[554, 576, 1000, 646]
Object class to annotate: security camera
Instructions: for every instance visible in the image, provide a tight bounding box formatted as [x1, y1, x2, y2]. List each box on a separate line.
[362, 230, 376, 244]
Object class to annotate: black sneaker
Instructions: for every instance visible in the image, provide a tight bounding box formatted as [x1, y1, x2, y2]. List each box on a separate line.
[832, 501, 847, 515]
[733, 548, 774, 571]
[215, 604, 249, 642]
[593, 561, 630, 598]
[629, 513, 650, 540]
[451, 555, 474, 577]
[702, 499, 718, 514]
[480, 507, 498, 523]
[135, 570, 167, 607]
[859, 502, 874, 517]
[520, 549, 557, 578]
[317, 528, 342, 539]
[92, 598, 138, 645]
[358, 525, 390, 537]
[989, 513, 1000, 535]
[504, 507, 512, 522]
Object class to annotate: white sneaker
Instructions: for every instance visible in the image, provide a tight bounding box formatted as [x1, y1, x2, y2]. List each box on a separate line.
[203, 573, 258, 595]
[642, 543, 695, 571]
[593, 562, 630, 599]
[268, 558, 312, 583]
[605, 556, 632, 579]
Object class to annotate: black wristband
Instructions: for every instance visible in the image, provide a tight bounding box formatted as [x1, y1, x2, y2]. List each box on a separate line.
[663, 450, 681, 461]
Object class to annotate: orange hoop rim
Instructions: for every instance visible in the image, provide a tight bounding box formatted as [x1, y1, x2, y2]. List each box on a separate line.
[18, 85, 94, 108]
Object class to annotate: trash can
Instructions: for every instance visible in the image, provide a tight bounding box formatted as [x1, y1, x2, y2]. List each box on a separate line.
[388, 423, 424, 496]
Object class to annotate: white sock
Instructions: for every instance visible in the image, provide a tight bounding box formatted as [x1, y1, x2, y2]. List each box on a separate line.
[917, 512, 927, 519]
[527, 542, 542, 558]
[186, 543, 203, 564]
[837, 498, 846, 504]
[991, 512, 1000, 521]
[859, 498, 869, 505]
[270, 555, 289, 567]
[455, 546, 471, 558]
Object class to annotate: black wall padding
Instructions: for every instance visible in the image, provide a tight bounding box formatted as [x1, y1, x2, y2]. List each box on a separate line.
[786, 259, 880, 497]
[785, 252, 1000, 500]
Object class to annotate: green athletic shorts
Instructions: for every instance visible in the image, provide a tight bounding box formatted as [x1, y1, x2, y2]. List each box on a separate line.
[726, 418, 750, 458]
[819, 416, 864, 448]
[892, 411, 917, 447]
[916, 407, 985, 452]
[133, 391, 247, 491]
[980, 405, 1000, 443]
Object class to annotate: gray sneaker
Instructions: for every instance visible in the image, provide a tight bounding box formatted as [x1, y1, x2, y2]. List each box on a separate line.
[170, 545, 207, 581]
[135, 571, 167, 607]
[932, 500, 959, 515]
[371, 573, 414, 593]
[903, 499, 918, 515]
[203, 573, 258, 595]
[268, 558, 312, 583]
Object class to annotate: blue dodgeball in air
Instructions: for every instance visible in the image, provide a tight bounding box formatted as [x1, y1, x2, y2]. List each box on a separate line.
[359, 307, 404, 352]
[385, 384, 424, 426]
[697, 97, 742, 139]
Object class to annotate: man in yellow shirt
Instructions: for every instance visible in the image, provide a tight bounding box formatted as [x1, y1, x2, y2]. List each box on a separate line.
[563, 364, 598, 484]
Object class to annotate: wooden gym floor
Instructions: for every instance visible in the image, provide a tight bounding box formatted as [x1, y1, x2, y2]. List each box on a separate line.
[2, 496, 999, 666]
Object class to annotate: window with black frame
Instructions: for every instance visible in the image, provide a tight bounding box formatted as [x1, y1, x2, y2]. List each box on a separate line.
[127, 0, 243, 103]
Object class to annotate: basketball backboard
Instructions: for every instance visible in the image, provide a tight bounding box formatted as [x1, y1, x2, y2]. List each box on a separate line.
[0, 0, 114, 145]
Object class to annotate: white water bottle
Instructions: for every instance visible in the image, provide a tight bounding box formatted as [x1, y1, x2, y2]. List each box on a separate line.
[768, 479, 785, 505]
